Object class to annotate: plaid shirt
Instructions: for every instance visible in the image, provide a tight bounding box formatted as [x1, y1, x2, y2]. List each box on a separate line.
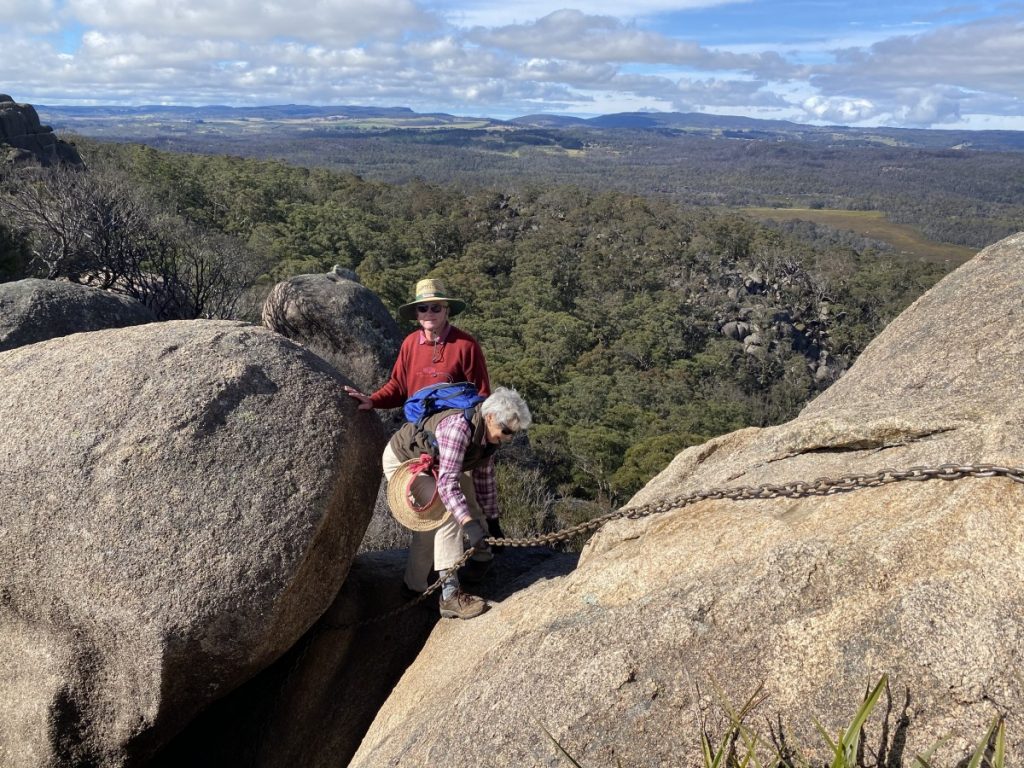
[434, 413, 498, 525]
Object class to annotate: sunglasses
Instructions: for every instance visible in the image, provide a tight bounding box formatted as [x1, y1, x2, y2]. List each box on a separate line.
[416, 303, 446, 314]
[500, 423, 518, 436]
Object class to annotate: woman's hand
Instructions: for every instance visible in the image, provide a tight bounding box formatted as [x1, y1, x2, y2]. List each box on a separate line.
[343, 385, 374, 411]
[463, 520, 490, 552]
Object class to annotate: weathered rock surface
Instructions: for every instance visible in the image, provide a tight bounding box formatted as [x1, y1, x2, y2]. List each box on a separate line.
[0, 320, 387, 766]
[0, 278, 156, 352]
[261, 268, 401, 397]
[0, 95, 82, 167]
[150, 546, 576, 767]
[350, 232, 1024, 767]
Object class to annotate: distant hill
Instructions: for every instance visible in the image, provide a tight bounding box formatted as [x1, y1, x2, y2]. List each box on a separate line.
[36, 103, 1024, 152]
[36, 101, 1024, 251]
[509, 114, 588, 128]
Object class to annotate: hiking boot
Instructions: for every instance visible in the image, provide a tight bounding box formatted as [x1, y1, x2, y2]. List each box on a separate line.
[439, 589, 489, 620]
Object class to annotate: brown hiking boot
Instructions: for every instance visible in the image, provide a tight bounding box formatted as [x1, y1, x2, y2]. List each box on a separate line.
[439, 589, 489, 620]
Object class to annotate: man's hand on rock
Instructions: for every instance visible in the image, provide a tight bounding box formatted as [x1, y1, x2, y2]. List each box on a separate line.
[343, 385, 374, 410]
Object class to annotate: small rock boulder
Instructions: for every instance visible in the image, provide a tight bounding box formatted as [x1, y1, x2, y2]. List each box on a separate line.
[0, 278, 156, 352]
[0, 320, 387, 766]
[261, 269, 401, 396]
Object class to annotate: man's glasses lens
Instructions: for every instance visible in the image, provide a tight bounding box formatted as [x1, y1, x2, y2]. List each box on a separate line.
[417, 304, 444, 313]
[501, 426, 517, 436]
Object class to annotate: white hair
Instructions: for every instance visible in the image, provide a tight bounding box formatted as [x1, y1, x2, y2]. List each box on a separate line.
[480, 386, 532, 431]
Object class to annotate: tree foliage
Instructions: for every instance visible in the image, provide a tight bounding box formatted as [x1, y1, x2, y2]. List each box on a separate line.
[4, 139, 950, 514]
[0, 162, 270, 319]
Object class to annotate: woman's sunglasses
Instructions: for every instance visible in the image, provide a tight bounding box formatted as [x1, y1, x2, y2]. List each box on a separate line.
[416, 303, 446, 314]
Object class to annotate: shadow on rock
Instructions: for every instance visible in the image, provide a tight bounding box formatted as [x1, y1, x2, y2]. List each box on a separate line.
[151, 545, 577, 767]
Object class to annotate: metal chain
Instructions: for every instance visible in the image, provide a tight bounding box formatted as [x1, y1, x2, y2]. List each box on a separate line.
[334, 463, 1024, 629]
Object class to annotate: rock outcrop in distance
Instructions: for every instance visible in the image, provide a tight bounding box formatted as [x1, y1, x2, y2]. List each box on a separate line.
[0, 95, 83, 167]
[350, 231, 1024, 767]
[0, 278, 156, 352]
[0, 320, 387, 766]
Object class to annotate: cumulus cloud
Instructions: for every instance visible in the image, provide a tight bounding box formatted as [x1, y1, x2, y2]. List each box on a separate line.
[0, 0, 61, 32]
[671, 78, 790, 110]
[468, 9, 795, 78]
[801, 95, 881, 124]
[438, 0, 738, 28]
[2, 0, 1020, 127]
[67, 0, 438, 45]
[806, 13, 1024, 124]
[891, 90, 963, 126]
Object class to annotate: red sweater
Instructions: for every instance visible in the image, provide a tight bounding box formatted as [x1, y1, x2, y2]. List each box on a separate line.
[370, 325, 491, 410]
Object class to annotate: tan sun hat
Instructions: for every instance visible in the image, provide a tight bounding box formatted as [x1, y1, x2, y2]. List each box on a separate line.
[398, 278, 467, 321]
[386, 455, 451, 531]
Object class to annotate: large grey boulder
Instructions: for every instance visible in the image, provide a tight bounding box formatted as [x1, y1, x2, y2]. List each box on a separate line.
[261, 268, 401, 397]
[0, 278, 156, 352]
[0, 320, 387, 766]
[350, 232, 1024, 767]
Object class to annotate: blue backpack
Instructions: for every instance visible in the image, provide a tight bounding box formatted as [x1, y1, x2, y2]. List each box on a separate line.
[403, 382, 484, 428]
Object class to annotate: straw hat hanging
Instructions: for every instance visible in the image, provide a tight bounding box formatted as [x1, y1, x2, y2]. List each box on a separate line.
[386, 454, 450, 531]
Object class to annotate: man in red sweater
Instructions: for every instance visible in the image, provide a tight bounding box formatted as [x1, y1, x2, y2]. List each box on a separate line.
[345, 278, 500, 599]
[344, 277, 491, 410]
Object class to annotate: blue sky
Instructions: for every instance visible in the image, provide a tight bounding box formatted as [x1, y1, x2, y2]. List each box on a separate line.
[2, 0, 1023, 129]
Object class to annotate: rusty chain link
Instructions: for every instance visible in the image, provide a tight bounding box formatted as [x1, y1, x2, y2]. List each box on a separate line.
[339, 463, 1024, 629]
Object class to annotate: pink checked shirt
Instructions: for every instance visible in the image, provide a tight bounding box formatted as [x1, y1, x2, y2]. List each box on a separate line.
[433, 413, 499, 526]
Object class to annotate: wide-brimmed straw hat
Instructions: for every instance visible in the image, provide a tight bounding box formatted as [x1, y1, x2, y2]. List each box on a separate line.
[398, 278, 467, 321]
[387, 455, 450, 531]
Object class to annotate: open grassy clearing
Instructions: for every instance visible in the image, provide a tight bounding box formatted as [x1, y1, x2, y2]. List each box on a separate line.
[743, 207, 978, 265]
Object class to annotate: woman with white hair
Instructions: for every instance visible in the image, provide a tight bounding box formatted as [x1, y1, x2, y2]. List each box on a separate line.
[383, 386, 532, 619]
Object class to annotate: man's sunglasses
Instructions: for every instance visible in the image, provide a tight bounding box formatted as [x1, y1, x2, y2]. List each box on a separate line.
[416, 303, 446, 314]
[500, 423, 518, 436]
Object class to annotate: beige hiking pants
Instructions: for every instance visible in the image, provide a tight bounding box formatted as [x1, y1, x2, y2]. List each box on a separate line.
[382, 443, 492, 592]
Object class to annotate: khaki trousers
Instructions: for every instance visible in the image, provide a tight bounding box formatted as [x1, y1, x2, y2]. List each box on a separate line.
[382, 443, 492, 592]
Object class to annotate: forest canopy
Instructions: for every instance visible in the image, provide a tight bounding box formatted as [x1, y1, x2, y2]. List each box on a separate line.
[0, 138, 950, 515]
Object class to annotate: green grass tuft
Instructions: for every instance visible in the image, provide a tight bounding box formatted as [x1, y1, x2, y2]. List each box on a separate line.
[543, 675, 1007, 768]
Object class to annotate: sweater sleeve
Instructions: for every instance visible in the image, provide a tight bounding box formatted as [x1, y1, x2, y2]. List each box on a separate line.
[370, 335, 413, 409]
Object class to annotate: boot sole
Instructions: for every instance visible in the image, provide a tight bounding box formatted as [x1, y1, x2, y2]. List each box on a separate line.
[439, 603, 488, 619]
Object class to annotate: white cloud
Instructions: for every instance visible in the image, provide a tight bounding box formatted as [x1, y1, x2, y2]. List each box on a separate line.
[430, 0, 741, 28]
[805, 14, 1024, 124]
[670, 77, 789, 109]
[2, 1, 1021, 128]
[819, 17, 1024, 97]
[0, 0, 60, 32]
[467, 9, 795, 78]
[801, 94, 880, 124]
[66, 0, 438, 45]
[892, 90, 962, 126]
